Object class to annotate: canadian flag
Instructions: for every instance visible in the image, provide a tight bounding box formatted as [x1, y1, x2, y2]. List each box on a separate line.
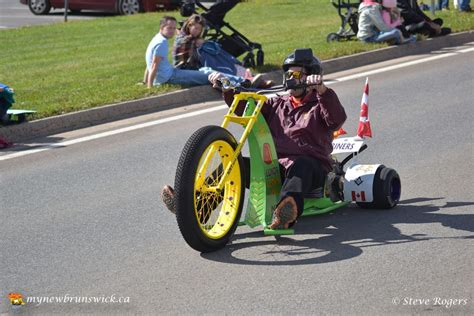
[357, 77, 372, 138]
[351, 190, 366, 202]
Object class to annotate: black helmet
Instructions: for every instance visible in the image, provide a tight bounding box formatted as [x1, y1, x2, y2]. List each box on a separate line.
[282, 48, 322, 75]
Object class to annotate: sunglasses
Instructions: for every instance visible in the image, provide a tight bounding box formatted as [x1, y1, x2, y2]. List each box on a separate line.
[285, 70, 304, 79]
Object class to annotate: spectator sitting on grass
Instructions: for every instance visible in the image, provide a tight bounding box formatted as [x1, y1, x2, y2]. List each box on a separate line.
[357, 0, 416, 44]
[172, 14, 259, 80]
[397, 0, 451, 37]
[144, 16, 270, 89]
[381, 0, 417, 42]
[172, 14, 205, 70]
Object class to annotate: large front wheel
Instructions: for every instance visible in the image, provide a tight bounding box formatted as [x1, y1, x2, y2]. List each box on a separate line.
[174, 126, 245, 252]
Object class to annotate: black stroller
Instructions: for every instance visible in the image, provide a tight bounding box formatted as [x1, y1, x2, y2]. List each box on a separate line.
[327, 0, 361, 42]
[180, 0, 264, 68]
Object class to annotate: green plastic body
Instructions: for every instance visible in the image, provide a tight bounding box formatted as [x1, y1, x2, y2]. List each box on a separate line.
[237, 97, 349, 235]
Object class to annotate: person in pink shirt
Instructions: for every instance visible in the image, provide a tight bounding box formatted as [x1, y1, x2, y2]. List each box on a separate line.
[381, 0, 416, 41]
[382, 0, 402, 28]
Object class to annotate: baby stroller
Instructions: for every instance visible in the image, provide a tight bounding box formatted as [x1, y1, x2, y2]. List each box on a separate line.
[327, 0, 361, 42]
[180, 0, 264, 68]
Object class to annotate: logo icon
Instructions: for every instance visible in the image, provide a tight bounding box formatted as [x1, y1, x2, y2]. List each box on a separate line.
[8, 292, 26, 310]
[354, 177, 363, 186]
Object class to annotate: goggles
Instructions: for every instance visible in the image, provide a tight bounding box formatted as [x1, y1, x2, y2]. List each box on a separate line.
[285, 70, 304, 80]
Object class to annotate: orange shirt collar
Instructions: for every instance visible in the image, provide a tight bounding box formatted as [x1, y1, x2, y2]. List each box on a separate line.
[289, 93, 313, 108]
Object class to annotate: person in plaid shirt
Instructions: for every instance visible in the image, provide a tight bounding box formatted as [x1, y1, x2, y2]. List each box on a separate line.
[172, 14, 259, 79]
[172, 14, 205, 70]
[144, 16, 272, 88]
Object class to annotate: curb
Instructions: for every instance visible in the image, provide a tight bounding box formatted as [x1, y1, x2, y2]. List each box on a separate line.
[1, 30, 473, 143]
[0, 86, 222, 143]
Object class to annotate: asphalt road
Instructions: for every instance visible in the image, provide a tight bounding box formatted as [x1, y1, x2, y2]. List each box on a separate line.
[1, 45, 473, 314]
[0, 1, 213, 29]
[0, 0, 107, 29]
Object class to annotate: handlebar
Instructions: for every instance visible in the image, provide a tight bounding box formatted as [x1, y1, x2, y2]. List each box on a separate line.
[255, 85, 286, 94]
[217, 77, 285, 94]
[284, 78, 310, 90]
[217, 78, 313, 94]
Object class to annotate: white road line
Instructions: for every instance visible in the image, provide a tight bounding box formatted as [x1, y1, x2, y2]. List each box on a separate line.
[1, 46, 472, 162]
[0, 105, 227, 161]
[333, 46, 474, 83]
[458, 46, 474, 53]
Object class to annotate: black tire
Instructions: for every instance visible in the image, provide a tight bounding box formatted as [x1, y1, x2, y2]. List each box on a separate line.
[242, 53, 255, 68]
[174, 126, 245, 253]
[256, 50, 264, 66]
[326, 33, 340, 43]
[28, 0, 51, 15]
[357, 165, 401, 209]
[118, 0, 143, 15]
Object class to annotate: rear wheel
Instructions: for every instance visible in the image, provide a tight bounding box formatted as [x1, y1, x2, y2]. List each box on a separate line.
[357, 166, 401, 209]
[326, 33, 340, 43]
[119, 0, 142, 15]
[174, 126, 245, 253]
[28, 0, 51, 15]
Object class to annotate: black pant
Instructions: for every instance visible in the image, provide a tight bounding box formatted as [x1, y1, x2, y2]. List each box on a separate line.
[406, 18, 450, 38]
[243, 155, 327, 217]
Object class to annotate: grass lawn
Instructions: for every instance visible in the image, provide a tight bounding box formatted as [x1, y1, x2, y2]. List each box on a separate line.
[1, 0, 473, 119]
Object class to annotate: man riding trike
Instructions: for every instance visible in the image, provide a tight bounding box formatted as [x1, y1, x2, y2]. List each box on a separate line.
[161, 48, 400, 253]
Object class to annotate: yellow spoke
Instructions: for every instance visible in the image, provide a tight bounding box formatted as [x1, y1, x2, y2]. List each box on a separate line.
[194, 139, 242, 239]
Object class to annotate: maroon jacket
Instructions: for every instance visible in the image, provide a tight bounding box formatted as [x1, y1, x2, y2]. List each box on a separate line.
[224, 88, 347, 172]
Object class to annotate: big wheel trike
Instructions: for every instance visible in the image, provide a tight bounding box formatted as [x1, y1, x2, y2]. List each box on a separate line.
[171, 82, 401, 253]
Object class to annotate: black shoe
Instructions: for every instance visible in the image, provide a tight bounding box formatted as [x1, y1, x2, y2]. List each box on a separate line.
[432, 18, 443, 26]
[440, 27, 451, 36]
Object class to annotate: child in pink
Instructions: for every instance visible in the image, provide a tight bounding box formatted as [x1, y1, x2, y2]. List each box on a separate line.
[382, 0, 402, 28]
[381, 0, 416, 42]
